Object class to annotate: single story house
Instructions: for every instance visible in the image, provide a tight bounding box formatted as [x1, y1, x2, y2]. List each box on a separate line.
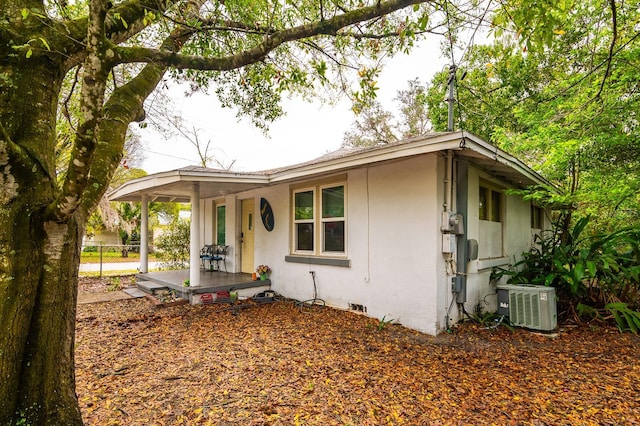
[109, 131, 552, 335]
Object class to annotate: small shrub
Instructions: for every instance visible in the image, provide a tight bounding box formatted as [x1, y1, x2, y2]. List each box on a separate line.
[492, 217, 640, 332]
[155, 219, 190, 270]
[376, 315, 394, 331]
[107, 277, 122, 292]
[606, 302, 640, 334]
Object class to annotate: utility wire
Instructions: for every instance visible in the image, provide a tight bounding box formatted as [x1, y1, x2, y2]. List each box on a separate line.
[139, 148, 197, 163]
[457, 0, 494, 68]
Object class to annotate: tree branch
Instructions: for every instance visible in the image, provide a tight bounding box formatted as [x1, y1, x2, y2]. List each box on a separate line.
[80, 9, 199, 213]
[113, 0, 429, 69]
[47, 0, 111, 222]
[593, 0, 617, 100]
[58, 0, 182, 62]
[302, 40, 355, 69]
[343, 26, 444, 39]
[61, 66, 81, 132]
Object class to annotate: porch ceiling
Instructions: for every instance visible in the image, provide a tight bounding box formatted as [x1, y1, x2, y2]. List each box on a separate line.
[109, 166, 270, 202]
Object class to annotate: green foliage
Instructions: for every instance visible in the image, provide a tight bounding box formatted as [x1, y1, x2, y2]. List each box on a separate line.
[376, 315, 394, 331]
[606, 303, 640, 334]
[578, 302, 640, 334]
[426, 0, 640, 234]
[155, 219, 191, 270]
[107, 277, 122, 292]
[491, 0, 573, 53]
[492, 217, 640, 331]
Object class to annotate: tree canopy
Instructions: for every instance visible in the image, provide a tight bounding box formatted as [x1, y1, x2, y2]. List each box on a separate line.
[432, 0, 640, 232]
[343, 0, 639, 232]
[342, 77, 430, 147]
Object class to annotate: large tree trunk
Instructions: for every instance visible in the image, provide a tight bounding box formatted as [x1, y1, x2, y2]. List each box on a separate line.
[0, 201, 86, 425]
[0, 38, 86, 422]
[0, 214, 86, 425]
[1, 24, 171, 423]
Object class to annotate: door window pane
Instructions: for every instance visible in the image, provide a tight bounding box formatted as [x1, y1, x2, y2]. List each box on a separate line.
[531, 205, 544, 229]
[479, 183, 504, 259]
[216, 205, 225, 244]
[479, 187, 488, 220]
[491, 191, 501, 222]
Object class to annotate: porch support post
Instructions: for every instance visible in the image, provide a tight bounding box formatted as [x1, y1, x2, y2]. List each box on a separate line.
[140, 194, 149, 273]
[190, 183, 201, 287]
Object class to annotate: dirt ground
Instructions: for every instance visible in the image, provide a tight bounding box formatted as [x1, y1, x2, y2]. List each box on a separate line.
[75, 276, 640, 425]
[78, 275, 138, 293]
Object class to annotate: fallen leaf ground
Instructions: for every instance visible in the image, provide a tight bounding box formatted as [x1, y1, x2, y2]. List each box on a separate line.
[76, 278, 640, 425]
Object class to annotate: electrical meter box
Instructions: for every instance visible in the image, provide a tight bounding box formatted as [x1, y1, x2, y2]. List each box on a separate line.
[442, 233, 456, 253]
[441, 212, 464, 234]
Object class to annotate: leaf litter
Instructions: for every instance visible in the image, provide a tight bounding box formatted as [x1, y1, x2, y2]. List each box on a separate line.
[76, 291, 640, 425]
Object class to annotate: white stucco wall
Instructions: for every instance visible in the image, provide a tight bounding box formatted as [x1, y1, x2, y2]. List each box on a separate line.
[198, 155, 539, 335]
[201, 155, 446, 335]
[464, 166, 540, 316]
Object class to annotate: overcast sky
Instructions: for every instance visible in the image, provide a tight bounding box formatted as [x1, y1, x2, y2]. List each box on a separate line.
[137, 40, 450, 174]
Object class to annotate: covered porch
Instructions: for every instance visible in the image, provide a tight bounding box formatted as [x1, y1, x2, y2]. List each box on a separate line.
[137, 270, 271, 304]
[109, 166, 270, 288]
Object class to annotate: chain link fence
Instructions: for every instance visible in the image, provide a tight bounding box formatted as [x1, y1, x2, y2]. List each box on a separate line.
[80, 244, 158, 277]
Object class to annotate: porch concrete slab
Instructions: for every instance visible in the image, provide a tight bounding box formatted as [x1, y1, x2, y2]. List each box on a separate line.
[136, 269, 271, 303]
[123, 287, 146, 298]
[136, 280, 169, 293]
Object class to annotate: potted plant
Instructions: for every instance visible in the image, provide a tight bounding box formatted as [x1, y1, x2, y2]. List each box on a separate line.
[256, 265, 271, 281]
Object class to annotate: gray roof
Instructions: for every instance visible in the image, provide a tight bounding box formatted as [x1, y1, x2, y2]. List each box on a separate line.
[109, 132, 554, 202]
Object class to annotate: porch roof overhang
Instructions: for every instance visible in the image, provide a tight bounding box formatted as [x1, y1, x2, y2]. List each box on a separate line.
[455, 133, 555, 189]
[109, 166, 270, 202]
[108, 132, 555, 202]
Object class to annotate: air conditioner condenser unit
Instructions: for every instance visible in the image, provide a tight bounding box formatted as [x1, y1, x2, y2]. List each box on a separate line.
[496, 284, 557, 331]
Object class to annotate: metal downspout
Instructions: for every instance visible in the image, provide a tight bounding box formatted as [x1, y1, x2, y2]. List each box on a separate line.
[455, 159, 469, 304]
[445, 151, 453, 213]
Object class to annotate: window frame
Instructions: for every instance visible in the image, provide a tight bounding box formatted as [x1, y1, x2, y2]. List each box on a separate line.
[531, 204, 544, 229]
[293, 187, 316, 254]
[291, 181, 347, 257]
[479, 183, 503, 223]
[478, 181, 504, 259]
[320, 183, 346, 255]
